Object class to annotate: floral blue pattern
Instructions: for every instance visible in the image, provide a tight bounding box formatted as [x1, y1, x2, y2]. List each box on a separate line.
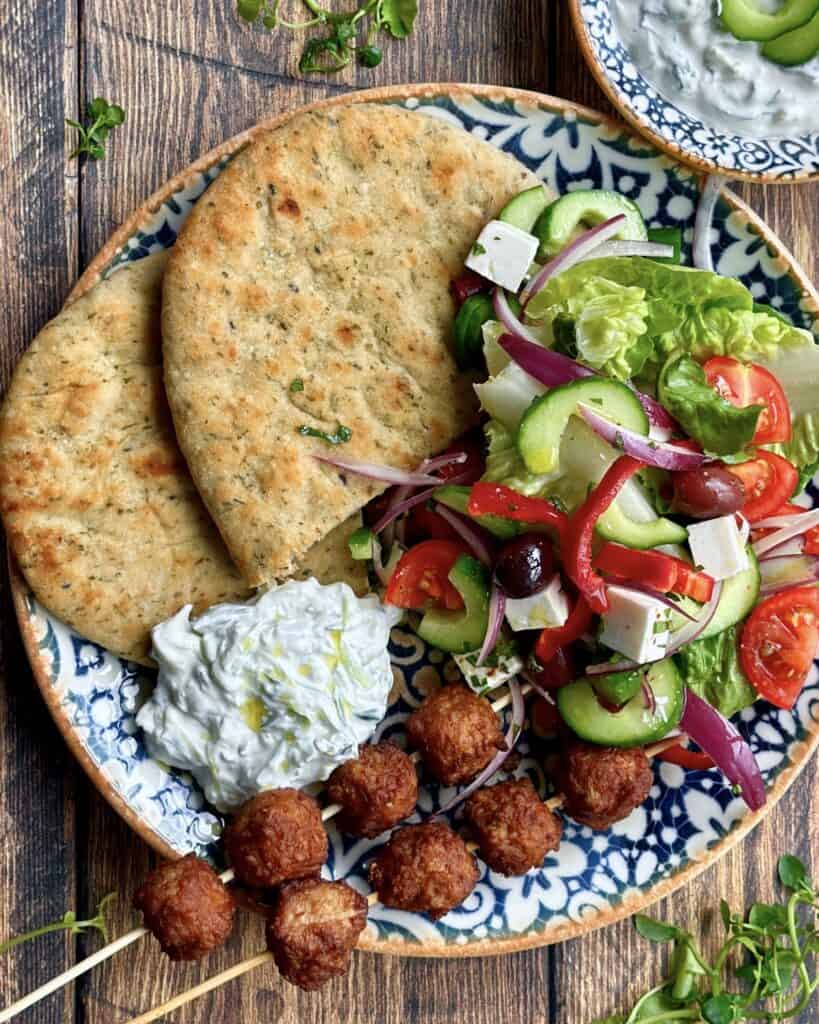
[17, 91, 819, 953]
[575, 0, 819, 181]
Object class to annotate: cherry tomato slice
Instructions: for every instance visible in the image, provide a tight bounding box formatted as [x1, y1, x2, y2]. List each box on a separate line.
[725, 451, 799, 522]
[530, 697, 563, 739]
[739, 585, 819, 709]
[385, 540, 469, 611]
[404, 503, 463, 545]
[655, 739, 715, 771]
[703, 357, 791, 445]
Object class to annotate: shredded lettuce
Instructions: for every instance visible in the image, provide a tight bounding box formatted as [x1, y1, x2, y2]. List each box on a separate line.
[673, 626, 757, 720]
[766, 411, 819, 492]
[482, 419, 556, 496]
[525, 256, 813, 390]
[658, 354, 761, 456]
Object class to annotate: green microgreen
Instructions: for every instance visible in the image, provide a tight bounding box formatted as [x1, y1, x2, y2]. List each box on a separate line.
[592, 856, 819, 1023]
[0, 893, 117, 956]
[297, 423, 352, 444]
[236, 0, 417, 74]
[66, 99, 125, 161]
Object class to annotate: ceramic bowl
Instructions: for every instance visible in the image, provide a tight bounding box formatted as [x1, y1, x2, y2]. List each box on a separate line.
[569, 0, 819, 183]
[11, 84, 819, 957]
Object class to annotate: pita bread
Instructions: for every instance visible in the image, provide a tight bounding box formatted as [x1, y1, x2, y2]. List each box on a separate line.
[162, 103, 539, 587]
[0, 254, 365, 664]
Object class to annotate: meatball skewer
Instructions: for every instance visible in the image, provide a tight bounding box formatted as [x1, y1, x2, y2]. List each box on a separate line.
[0, 682, 530, 1023]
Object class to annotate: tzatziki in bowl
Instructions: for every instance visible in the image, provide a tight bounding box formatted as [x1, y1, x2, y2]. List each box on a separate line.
[570, 0, 819, 182]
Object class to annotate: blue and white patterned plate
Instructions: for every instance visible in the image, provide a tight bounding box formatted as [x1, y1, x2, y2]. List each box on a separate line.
[569, 0, 819, 183]
[12, 86, 819, 957]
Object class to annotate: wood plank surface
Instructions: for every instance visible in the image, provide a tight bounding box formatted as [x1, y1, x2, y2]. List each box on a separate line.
[0, 1, 816, 1022]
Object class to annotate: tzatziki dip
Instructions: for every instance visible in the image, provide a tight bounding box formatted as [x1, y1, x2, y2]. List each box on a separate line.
[613, 0, 819, 139]
[136, 578, 401, 811]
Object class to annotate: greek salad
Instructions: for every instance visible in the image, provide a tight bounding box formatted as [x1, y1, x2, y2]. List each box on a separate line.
[331, 183, 819, 815]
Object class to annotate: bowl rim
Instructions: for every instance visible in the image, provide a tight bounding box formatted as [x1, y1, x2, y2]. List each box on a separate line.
[10, 81, 819, 958]
[567, 0, 819, 186]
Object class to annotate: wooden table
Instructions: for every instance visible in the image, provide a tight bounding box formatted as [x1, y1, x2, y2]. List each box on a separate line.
[0, 1, 816, 1021]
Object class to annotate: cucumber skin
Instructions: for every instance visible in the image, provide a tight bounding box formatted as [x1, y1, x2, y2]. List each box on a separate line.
[557, 659, 684, 747]
[416, 555, 490, 654]
[518, 378, 649, 475]
[596, 503, 688, 549]
[498, 186, 550, 233]
[534, 189, 647, 260]
[761, 8, 819, 65]
[721, 0, 819, 41]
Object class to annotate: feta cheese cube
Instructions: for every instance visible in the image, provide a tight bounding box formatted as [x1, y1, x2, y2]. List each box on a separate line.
[464, 220, 539, 293]
[504, 575, 570, 632]
[687, 515, 749, 580]
[599, 585, 671, 664]
[453, 647, 524, 696]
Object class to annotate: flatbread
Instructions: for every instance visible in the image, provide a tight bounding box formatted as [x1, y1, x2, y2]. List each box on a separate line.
[162, 103, 539, 587]
[0, 254, 365, 664]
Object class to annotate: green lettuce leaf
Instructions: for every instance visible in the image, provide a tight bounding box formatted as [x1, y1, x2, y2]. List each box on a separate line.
[482, 420, 555, 497]
[673, 626, 757, 719]
[767, 411, 819, 473]
[658, 354, 761, 456]
[525, 256, 813, 389]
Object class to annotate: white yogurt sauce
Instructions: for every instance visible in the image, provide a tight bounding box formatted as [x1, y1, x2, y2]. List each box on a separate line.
[613, 0, 819, 139]
[136, 578, 402, 811]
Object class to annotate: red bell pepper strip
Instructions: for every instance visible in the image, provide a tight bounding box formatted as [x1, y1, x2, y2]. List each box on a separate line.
[655, 738, 715, 771]
[593, 542, 715, 603]
[467, 482, 568, 537]
[534, 596, 593, 664]
[562, 455, 644, 614]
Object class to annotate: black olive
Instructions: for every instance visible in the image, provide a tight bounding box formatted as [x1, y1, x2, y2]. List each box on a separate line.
[494, 533, 555, 599]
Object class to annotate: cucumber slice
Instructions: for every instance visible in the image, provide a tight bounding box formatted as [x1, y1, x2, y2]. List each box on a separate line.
[762, 7, 819, 64]
[721, 0, 819, 41]
[596, 501, 687, 548]
[669, 547, 760, 638]
[701, 548, 760, 640]
[498, 185, 551, 233]
[417, 554, 490, 654]
[454, 294, 494, 370]
[518, 378, 648, 475]
[557, 658, 684, 747]
[348, 526, 375, 560]
[433, 484, 519, 540]
[534, 189, 647, 260]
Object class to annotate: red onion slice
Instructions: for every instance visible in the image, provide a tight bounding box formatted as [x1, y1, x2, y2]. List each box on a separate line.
[678, 688, 766, 811]
[586, 657, 641, 675]
[752, 508, 819, 558]
[641, 674, 657, 714]
[665, 580, 723, 656]
[633, 389, 678, 433]
[521, 669, 559, 702]
[373, 470, 473, 535]
[606, 582, 699, 621]
[433, 503, 496, 568]
[314, 455, 447, 487]
[521, 214, 627, 306]
[476, 582, 506, 667]
[693, 175, 726, 273]
[493, 288, 543, 345]
[371, 538, 391, 587]
[753, 512, 811, 530]
[432, 677, 525, 818]
[584, 240, 674, 261]
[577, 403, 707, 470]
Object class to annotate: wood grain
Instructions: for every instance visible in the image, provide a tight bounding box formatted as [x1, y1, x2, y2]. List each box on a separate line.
[0, 0, 816, 1021]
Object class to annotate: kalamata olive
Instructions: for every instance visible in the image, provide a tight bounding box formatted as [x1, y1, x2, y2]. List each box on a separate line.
[671, 465, 746, 519]
[494, 533, 554, 598]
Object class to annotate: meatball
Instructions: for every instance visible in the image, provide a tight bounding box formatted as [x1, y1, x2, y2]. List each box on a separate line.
[133, 854, 235, 961]
[369, 822, 479, 920]
[464, 778, 562, 876]
[557, 741, 653, 830]
[266, 878, 368, 991]
[224, 788, 327, 888]
[327, 742, 418, 838]
[406, 684, 504, 785]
